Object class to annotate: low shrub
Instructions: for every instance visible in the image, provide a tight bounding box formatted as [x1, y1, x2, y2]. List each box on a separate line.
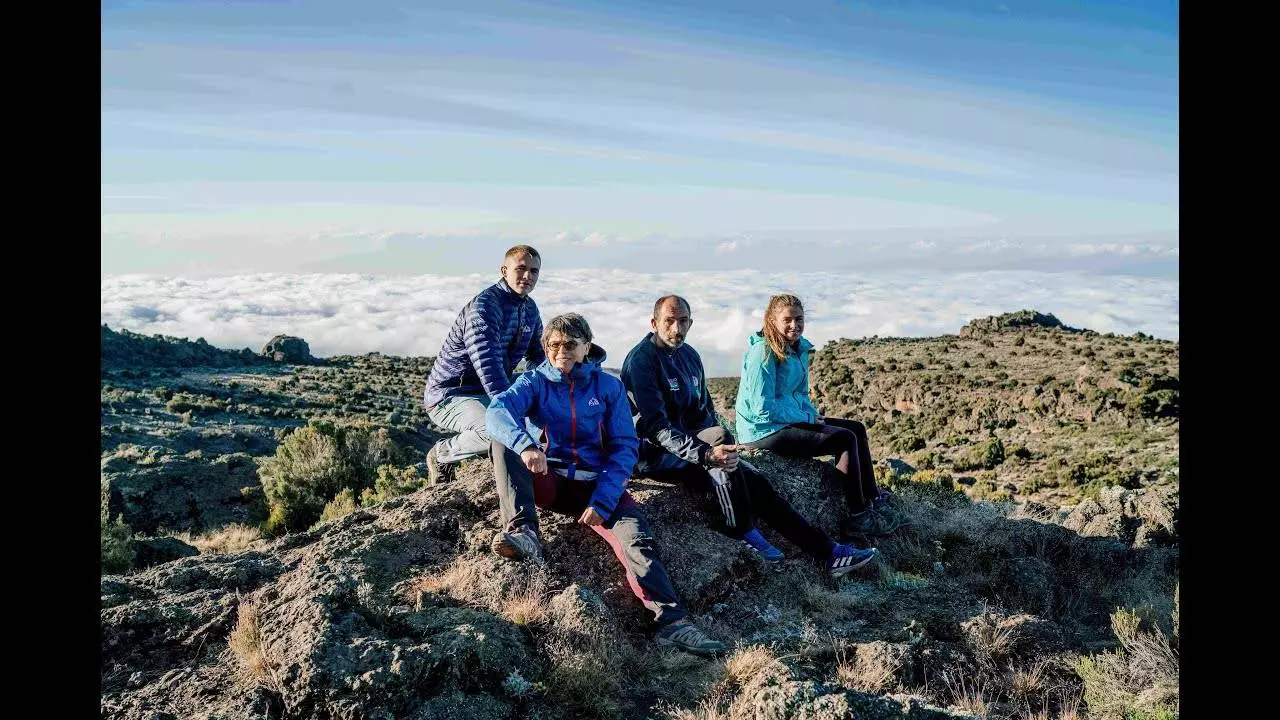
[259, 420, 404, 535]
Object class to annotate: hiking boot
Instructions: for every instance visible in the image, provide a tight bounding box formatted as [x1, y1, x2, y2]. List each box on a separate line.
[655, 619, 726, 657]
[872, 489, 898, 510]
[847, 508, 906, 537]
[491, 528, 544, 564]
[876, 503, 911, 529]
[425, 444, 456, 485]
[827, 543, 877, 578]
[741, 528, 784, 563]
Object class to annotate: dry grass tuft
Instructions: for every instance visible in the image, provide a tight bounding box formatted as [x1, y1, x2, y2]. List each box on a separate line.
[963, 611, 1018, 666]
[834, 641, 904, 694]
[941, 670, 990, 718]
[500, 575, 549, 626]
[177, 524, 264, 555]
[1007, 659, 1050, 702]
[723, 644, 787, 689]
[228, 592, 281, 692]
[413, 556, 550, 626]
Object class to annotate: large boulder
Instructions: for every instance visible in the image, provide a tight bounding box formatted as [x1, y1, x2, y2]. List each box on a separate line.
[261, 335, 315, 364]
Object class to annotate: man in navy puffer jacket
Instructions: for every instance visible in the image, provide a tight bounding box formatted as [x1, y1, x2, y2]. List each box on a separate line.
[422, 245, 545, 483]
[486, 312, 725, 657]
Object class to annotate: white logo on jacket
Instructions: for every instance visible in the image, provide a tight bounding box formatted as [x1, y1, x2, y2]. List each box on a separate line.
[667, 377, 680, 391]
[587, 397, 600, 407]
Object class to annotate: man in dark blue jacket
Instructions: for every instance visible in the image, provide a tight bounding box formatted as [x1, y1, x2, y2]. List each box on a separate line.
[620, 295, 879, 579]
[422, 245, 545, 484]
[486, 312, 725, 656]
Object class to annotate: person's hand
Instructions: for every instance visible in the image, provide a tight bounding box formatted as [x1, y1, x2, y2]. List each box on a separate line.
[579, 507, 606, 526]
[708, 443, 739, 472]
[521, 448, 548, 474]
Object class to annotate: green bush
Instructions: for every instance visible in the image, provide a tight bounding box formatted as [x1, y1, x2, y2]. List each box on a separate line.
[319, 488, 360, 524]
[1075, 606, 1178, 720]
[101, 485, 133, 575]
[360, 464, 427, 507]
[982, 434, 1005, 469]
[259, 421, 404, 535]
[892, 433, 927, 453]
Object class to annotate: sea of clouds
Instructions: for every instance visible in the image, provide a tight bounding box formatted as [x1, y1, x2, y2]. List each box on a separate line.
[101, 269, 1177, 377]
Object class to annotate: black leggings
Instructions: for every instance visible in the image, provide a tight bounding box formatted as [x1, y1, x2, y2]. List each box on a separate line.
[747, 417, 879, 513]
[643, 426, 835, 561]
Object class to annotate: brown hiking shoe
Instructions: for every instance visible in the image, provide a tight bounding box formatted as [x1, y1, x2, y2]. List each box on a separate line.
[425, 444, 456, 485]
[491, 528, 544, 564]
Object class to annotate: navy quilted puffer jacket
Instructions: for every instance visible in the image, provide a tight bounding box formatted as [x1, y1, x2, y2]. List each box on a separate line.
[423, 279, 545, 409]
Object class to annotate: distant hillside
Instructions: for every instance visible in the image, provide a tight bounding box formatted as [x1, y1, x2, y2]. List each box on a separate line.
[102, 325, 273, 370]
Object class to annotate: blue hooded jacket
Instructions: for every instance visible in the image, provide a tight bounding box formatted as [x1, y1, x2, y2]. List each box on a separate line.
[734, 332, 819, 444]
[486, 344, 639, 518]
[423, 279, 545, 409]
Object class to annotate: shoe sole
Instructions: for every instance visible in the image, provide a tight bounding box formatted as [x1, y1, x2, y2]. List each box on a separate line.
[829, 550, 877, 578]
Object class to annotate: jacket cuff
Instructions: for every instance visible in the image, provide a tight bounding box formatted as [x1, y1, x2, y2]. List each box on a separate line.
[511, 433, 537, 453]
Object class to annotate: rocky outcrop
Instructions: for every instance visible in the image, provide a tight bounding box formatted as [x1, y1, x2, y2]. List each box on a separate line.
[102, 325, 269, 369]
[102, 449, 266, 534]
[261, 335, 316, 364]
[101, 446, 1178, 719]
[959, 310, 1069, 338]
[132, 536, 200, 571]
[1061, 485, 1178, 547]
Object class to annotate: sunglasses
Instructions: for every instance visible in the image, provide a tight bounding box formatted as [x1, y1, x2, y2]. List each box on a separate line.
[546, 339, 585, 352]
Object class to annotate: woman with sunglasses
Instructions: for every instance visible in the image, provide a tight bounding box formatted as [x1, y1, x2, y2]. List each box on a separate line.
[485, 312, 725, 657]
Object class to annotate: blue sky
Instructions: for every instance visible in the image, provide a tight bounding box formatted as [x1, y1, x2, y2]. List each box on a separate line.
[102, 0, 1178, 277]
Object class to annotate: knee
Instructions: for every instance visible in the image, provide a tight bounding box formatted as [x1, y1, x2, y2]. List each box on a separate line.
[835, 427, 858, 449]
[491, 439, 518, 464]
[702, 425, 733, 446]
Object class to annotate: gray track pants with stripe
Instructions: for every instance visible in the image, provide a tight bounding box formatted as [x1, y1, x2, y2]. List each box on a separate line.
[639, 426, 834, 560]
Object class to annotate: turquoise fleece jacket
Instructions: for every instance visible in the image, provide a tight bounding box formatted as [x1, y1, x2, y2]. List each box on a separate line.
[734, 333, 819, 444]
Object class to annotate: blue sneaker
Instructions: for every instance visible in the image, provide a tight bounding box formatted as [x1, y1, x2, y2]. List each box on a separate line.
[741, 528, 784, 562]
[827, 543, 877, 578]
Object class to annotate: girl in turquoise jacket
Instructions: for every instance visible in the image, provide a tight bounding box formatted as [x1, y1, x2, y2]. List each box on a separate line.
[734, 295, 907, 537]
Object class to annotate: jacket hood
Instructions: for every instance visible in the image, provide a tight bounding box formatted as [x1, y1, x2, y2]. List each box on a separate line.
[535, 342, 608, 382]
[748, 331, 813, 354]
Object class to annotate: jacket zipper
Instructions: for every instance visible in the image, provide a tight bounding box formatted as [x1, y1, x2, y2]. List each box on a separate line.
[568, 378, 579, 464]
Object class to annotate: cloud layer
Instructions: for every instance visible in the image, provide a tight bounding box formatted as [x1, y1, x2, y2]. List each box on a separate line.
[102, 269, 1177, 378]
